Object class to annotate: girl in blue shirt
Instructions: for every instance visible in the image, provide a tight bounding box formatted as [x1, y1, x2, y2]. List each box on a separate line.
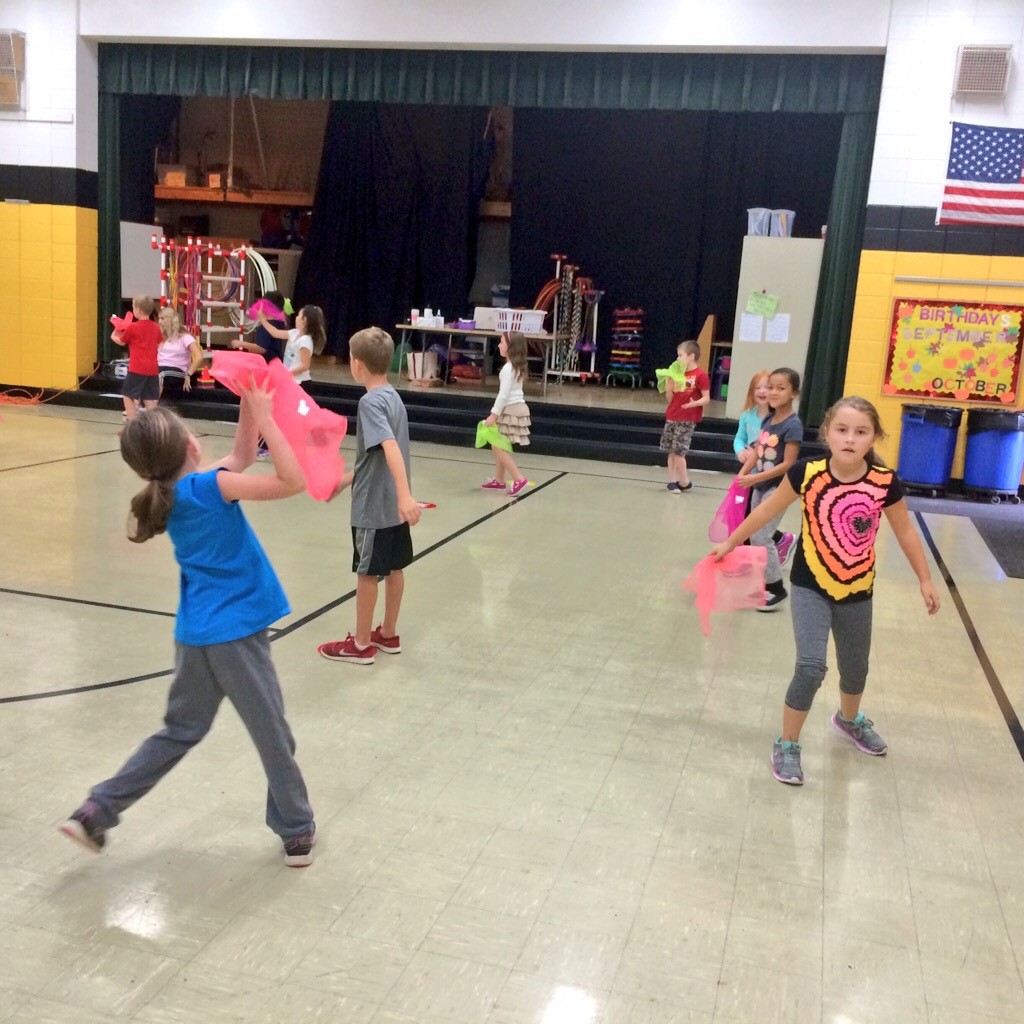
[732, 369, 771, 464]
[60, 378, 317, 866]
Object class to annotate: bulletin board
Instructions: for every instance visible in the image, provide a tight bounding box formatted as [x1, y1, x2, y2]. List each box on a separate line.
[882, 298, 1024, 405]
[726, 236, 825, 420]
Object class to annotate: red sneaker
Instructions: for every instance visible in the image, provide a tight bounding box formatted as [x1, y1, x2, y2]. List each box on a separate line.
[317, 634, 376, 665]
[370, 626, 402, 654]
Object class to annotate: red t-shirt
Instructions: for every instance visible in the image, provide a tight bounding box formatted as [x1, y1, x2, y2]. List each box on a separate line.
[122, 320, 161, 376]
[666, 367, 711, 422]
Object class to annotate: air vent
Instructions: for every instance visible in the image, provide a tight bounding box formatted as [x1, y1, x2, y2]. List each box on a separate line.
[953, 44, 1012, 94]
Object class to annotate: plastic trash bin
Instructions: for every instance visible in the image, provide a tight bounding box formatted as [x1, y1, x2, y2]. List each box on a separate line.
[746, 208, 771, 236]
[898, 404, 963, 493]
[963, 409, 1024, 503]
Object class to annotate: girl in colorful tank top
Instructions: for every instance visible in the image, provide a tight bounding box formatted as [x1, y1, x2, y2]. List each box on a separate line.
[712, 396, 940, 786]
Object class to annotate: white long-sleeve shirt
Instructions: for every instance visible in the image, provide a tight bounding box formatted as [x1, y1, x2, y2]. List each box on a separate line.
[491, 361, 526, 416]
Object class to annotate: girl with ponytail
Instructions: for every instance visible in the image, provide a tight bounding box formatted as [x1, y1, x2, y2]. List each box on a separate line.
[61, 379, 319, 867]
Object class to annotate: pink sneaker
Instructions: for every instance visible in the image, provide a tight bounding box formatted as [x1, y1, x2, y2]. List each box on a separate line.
[317, 634, 375, 665]
[777, 531, 796, 567]
[370, 625, 401, 654]
[481, 478, 506, 490]
[507, 478, 529, 497]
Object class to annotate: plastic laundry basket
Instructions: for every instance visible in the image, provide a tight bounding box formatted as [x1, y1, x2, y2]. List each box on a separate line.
[897, 404, 963, 490]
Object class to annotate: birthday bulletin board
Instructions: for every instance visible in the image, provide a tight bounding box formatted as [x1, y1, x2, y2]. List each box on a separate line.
[882, 299, 1024, 404]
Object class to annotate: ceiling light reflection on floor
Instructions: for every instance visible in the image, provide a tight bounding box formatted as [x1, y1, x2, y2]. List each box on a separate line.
[541, 985, 598, 1024]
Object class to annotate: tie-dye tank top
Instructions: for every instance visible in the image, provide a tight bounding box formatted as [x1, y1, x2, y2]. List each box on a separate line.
[785, 458, 905, 603]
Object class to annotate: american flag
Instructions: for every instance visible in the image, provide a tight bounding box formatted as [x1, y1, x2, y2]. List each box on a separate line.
[938, 121, 1024, 227]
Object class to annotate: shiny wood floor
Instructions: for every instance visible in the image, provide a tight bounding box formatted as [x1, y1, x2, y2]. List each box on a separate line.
[0, 404, 1022, 1024]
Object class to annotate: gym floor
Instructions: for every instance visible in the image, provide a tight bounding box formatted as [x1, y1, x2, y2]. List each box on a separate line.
[0, 404, 1022, 1024]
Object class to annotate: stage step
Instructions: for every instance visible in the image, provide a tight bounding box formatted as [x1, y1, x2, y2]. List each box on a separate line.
[61, 376, 824, 471]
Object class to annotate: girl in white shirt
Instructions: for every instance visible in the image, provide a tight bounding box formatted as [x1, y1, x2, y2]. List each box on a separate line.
[157, 307, 204, 399]
[257, 305, 327, 386]
[482, 332, 531, 497]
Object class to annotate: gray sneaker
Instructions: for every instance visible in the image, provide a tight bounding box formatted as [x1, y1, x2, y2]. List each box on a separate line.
[832, 711, 887, 755]
[771, 739, 804, 785]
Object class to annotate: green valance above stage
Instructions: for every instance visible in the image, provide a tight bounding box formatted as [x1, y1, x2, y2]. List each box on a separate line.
[99, 46, 882, 116]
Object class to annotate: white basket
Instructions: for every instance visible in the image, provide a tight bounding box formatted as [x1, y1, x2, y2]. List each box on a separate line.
[494, 308, 546, 334]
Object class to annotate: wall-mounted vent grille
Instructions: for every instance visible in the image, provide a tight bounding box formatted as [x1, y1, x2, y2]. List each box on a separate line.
[953, 44, 1012, 94]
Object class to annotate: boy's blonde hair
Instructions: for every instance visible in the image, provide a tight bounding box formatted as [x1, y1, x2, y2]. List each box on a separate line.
[133, 295, 156, 318]
[679, 340, 700, 361]
[349, 327, 394, 375]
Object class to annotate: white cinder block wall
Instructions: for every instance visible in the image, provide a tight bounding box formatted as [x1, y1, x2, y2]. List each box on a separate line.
[868, 0, 1024, 209]
[0, 0, 97, 172]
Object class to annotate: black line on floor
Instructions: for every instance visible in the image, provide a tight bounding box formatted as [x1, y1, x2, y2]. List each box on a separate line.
[0, 669, 172, 705]
[272, 471, 569, 639]
[0, 448, 121, 473]
[916, 511, 1024, 765]
[2, 472, 568, 702]
[0, 587, 176, 618]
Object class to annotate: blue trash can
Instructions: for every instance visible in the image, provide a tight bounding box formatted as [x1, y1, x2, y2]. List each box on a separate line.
[898, 404, 963, 492]
[963, 409, 1024, 502]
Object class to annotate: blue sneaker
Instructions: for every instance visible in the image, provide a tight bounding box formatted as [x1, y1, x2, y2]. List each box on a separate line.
[771, 739, 804, 785]
[666, 482, 681, 493]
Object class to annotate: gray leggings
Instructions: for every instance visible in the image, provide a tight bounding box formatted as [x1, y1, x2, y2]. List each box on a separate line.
[785, 585, 873, 712]
[89, 631, 314, 838]
[750, 486, 785, 585]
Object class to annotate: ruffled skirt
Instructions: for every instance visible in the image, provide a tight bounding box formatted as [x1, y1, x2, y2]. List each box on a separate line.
[497, 402, 531, 446]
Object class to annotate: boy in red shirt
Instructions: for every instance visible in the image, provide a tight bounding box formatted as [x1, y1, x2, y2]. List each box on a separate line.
[660, 339, 711, 492]
[112, 295, 161, 423]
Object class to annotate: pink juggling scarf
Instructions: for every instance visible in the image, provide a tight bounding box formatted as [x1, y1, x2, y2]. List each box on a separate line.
[682, 547, 767, 635]
[210, 351, 347, 501]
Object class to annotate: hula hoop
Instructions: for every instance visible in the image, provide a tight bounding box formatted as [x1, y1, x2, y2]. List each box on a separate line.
[230, 247, 278, 334]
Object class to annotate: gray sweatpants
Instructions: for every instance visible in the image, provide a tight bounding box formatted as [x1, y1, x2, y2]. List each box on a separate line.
[785, 585, 873, 712]
[89, 631, 314, 838]
[750, 485, 785, 586]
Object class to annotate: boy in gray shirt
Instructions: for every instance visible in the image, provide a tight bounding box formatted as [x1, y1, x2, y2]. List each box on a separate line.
[318, 328, 420, 665]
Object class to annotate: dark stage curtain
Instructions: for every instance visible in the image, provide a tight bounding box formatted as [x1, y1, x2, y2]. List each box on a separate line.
[803, 112, 879, 425]
[510, 110, 842, 376]
[98, 45, 882, 409]
[97, 92, 121, 364]
[294, 103, 489, 359]
[97, 94, 180, 362]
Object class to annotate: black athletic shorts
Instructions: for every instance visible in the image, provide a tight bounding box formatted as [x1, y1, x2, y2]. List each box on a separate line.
[122, 372, 160, 402]
[351, 523, 413, 576]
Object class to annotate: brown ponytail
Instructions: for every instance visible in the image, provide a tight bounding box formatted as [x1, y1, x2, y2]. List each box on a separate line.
[505, 332, 529, 383]
[120, 407, 191, 543]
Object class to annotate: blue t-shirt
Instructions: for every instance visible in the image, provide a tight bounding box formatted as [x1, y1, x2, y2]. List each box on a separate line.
[733, 407, 763, 455]
[167, 469, 289, 645]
